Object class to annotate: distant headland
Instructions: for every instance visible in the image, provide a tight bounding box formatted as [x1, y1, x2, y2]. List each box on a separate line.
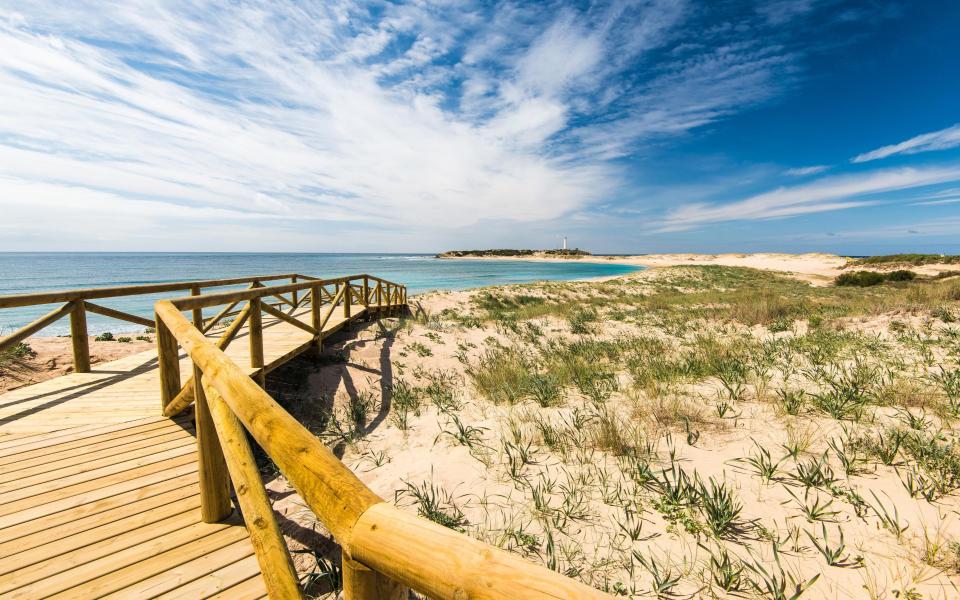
[435, 248, 592, 258]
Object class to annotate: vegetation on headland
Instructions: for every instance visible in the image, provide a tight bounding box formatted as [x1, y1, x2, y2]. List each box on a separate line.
[272, 263, 960, 598]
[436, 248, 592, 258]
[850, 253, 960, 266]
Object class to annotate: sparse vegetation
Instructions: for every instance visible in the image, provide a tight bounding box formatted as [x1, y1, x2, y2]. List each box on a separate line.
[835, 269, 916, 287]
[851, 253, 960, 266]
[270, 263, 960, 598]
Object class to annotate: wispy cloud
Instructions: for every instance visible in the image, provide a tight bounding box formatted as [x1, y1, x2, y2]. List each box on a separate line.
[785, 165, 830, 176]
[657, 165, 960, 232]
[852, 123, 960, 163]
[908, 188, 960, 206]
[0, 1, 914, 250]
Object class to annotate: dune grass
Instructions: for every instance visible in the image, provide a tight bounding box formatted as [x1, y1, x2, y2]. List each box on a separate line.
[290, 264, 960, 598]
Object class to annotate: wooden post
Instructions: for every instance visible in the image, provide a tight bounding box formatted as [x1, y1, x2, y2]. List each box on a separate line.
[362, 276, 370, 307]
[343, 281, 351, 320]
[191, 285, 203, 328]
[206, 382, 304, 599]
[195, 365, 232, 522]
[342, 552, 406, 600]
[291, 276, 298, 308]
[376, 283, 382, 318]
[156, 317, 181, 412]
[310, 285, 323, 355]
[249, 298, 265, 387]
[69, 300, 91, 373]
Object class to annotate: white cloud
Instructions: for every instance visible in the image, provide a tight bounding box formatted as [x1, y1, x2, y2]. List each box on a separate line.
[910, 188, 960, 206]
[0, 1, 884, 250]
[0, 3, 615, 245]
[785, 165, 829, 176]
[657, 165, 960, 231]
[852, 123, 960, 163]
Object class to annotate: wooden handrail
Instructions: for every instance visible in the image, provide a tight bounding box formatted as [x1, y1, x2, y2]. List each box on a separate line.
[205, 381, 303, 598]
[0, 302, 74, 353]
[155, 299, 381, 541]
[84, 301, 156, 328]
[261, 302, 317, 335]
[0, 273, 300, 309]
[167, 274, 376, 311]
[164, 303, 253, 417]
[153, 282, 608, 600]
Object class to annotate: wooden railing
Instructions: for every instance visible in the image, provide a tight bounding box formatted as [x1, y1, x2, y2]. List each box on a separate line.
[157, 274, 407, 416]
[0, 273, 306, 373]
[154, 277, 608, 599]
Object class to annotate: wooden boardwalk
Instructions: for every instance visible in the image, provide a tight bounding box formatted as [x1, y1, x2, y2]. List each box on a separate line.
[0, 305, 367, 599]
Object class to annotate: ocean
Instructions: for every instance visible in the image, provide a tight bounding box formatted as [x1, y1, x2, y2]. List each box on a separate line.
[0, 253, 641, 335]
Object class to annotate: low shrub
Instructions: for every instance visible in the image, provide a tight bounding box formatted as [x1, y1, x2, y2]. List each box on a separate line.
[1, 342, 37, 365]
[835, 270, 915, 287]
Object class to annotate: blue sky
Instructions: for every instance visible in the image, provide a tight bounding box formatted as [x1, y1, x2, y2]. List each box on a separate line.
[0, 1, 958, 254]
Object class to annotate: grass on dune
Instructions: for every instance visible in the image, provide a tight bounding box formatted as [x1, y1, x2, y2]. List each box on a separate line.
[852, 253, 960, 266]
[289, 263, 960, 598]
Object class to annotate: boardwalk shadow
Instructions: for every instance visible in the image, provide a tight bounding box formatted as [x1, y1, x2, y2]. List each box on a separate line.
[260, 315, 409, 596]
[263, 316, 400, 459]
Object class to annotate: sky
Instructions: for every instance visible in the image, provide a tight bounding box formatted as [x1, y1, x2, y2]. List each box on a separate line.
[0, 1, 958, 254]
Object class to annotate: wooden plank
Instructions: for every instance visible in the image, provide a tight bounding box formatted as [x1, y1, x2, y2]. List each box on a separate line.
[1, 515, 239, 597]
[151, 554, 262, 600]
[0, 419, 184, 468]
[0, 483, 199, 558]
[0, 509, 205, 588]
[44, 529, 253, 600]
[0, 452, 197, 518]
[0, 444, 196, 504]
[0, 464, 198, 529]
[97, 539, 256, 599]
[0, 436, 194, 492]
[207, 575, 270, 600]
[0, 429, 190, 484]
[0, 496, 202, 576]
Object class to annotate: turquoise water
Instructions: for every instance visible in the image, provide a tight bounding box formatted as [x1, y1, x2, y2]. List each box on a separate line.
[0, 253, 640, 335]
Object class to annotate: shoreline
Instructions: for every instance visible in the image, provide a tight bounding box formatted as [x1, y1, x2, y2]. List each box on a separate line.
[437, 251, 960, 285]
[7, 251, 960, 393]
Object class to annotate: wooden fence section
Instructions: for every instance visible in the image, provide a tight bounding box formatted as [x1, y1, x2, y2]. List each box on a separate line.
[156, 281, 610, 599]
[1, 271, 610, 599]
[0, 273, 407, 599]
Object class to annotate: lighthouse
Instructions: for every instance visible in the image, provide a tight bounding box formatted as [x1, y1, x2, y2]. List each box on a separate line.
[562, 236, 568, 251]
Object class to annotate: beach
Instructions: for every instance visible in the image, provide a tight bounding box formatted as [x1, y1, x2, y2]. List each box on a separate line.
[440, 251, 960, 285]
[253, 258, 960, 596]
[4, 253, 960, 597]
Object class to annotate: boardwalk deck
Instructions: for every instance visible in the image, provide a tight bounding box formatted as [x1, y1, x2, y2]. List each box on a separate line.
[0, 303, 372, 598]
